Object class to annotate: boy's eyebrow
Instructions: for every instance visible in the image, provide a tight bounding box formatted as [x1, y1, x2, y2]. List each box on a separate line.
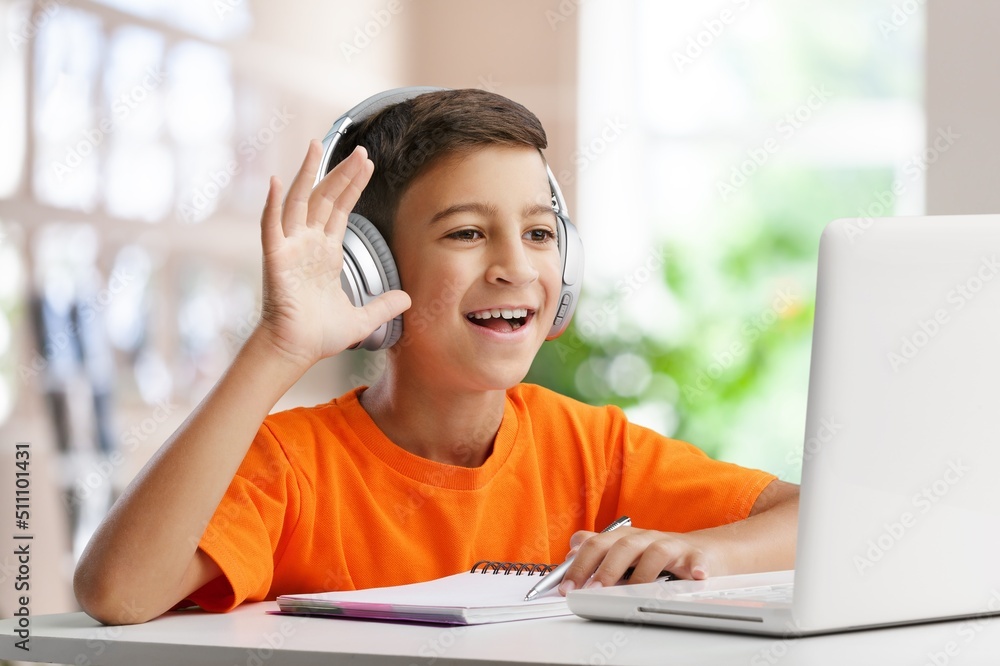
[523, 201, 557, 218]
[429, 201, 555, 225]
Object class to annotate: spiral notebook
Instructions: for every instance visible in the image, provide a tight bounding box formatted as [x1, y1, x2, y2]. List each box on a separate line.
[275, 560, 569, 625]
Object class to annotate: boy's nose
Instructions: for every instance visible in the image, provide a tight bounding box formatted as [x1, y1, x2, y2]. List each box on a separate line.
[485, 237, 539, 286]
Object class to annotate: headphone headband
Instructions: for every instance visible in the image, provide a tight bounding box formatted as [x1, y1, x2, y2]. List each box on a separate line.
[315, 86, 447, 189]
[316, 86, 570, 221]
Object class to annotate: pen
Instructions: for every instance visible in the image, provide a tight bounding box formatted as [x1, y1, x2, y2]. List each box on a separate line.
[523, 516, 632, 601]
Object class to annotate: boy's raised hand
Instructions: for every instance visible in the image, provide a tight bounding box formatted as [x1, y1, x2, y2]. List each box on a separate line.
[256, 140, 411, 368]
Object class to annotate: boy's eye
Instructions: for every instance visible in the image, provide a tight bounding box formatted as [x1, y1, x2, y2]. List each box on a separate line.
[525, 228, 556, 243]
[448, 229, 484, 242]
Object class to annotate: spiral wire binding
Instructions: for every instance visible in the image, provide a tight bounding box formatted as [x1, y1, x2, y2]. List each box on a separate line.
[468, 560, 677, 580]
[469, 560, 556, 576]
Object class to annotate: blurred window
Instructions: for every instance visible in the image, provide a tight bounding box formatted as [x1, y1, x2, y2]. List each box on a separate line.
[0, 4, 27, 198]
[91, 0, 252, 41]
[15, 0, 266, 414]
[102, 26, 172, 221]
[32, 8, 104, 210]
[0, 222, 25, 426]
[30, 8, 246, 223]
[168, 40, 235, 223]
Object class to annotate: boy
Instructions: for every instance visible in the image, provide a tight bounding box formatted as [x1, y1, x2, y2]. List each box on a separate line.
[74, 89, 798, 625]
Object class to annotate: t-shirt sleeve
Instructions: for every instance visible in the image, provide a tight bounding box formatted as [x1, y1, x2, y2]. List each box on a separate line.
[617, 419, 777, 532]
[184, 422, 301, 612]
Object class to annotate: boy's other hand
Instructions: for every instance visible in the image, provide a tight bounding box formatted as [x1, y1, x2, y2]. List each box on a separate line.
[557, 481, 798, 594]
[556, 527, 717, 595]
[255, 140, 411, 368]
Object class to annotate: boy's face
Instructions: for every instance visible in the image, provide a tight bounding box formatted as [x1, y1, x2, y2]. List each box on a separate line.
[390, 145, 562, 391]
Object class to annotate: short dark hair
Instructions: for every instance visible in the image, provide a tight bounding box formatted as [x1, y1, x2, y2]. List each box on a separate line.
[327, 88, 548, 247]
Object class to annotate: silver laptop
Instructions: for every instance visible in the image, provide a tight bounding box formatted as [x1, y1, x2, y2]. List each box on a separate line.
[568, 215, 1000, 636]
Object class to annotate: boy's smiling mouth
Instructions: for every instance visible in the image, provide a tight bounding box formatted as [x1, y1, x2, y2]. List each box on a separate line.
[465, 307, 535, 332]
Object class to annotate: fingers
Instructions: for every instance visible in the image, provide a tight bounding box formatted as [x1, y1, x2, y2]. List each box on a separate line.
[569, 530, 596, 550]
[308, 145, 370, 229]
[350, 289, 412, 344]
[282, 140, 323, 235]
[558, 530, 711, 595]
[325, 151, 374, 235]
[266, 141, 373, 243]
[260, 176, 284, 251]
[368, 289, 412, 322]
[628, 540, 708, 584]
[559, 530, 641, 593]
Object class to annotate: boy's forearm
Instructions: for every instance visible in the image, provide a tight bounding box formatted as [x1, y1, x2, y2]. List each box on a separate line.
[74, 328, 308, 623]
[691, 487, 800, 576]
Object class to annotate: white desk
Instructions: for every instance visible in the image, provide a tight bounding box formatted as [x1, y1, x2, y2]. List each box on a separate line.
[4, 601, 1000, 665]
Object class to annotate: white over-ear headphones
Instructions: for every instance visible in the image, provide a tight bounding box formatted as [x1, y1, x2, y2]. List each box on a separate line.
[314, 86, 584, 351]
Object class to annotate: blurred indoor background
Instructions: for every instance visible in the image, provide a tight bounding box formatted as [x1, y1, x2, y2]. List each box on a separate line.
[0, 0, 997, 621]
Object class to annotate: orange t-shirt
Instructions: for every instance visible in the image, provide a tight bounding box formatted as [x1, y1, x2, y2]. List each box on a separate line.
[187, 383, 775, 612]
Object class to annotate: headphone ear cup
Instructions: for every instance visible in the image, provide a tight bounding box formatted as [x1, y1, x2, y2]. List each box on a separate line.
[547, 212, 584, 339]
[341, 214, 403, 350]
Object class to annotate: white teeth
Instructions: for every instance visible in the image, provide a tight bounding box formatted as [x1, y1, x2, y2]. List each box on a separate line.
[468, 308, 531, 320]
